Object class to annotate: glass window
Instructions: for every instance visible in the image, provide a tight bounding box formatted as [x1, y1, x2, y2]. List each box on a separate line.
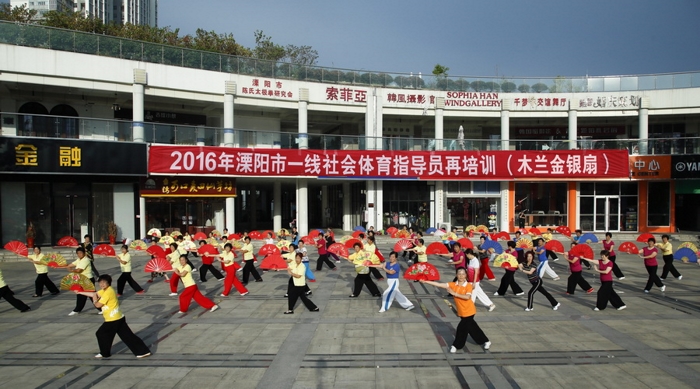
[473, 182, 487, 194]
[621, 182, 638, 196]
[92, 184, 115, 242]
[487, 181, 500, 194]
[595, 182, 619, 195]
[621, 197, 638, 231]
[648, 182, 670, 226]
[515, 183, 568, 226]
[26, 183, 52, 246]
[579, 196, 594, 231]
[580, 183, 594, 195]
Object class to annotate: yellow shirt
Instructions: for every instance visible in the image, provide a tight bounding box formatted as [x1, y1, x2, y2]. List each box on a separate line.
[290, 261, 307, 286]
[178, 264, 195, 287]
[97, 287, 123, 322]
[414, 245, 428, 263]
[177, 243, 189, 256]
[221, 251, 235, 266]
[118, 253, 132, 272]
[0, 268, 6, 288]
[29, 253, 48, 274]
[283, 251, 296, 263]
[167, 251, 180, 265]
[349, 251, 370, 274]
[541, 233, 553, 242]
[364, 242, 376, 255]
[658, 242, 673, 256]
[242, 243, 254, 260]
[73, 256, 93, 279]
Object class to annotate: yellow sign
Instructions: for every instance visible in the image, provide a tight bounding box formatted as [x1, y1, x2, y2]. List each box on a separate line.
[15, 144, 38, 166]
[59, 146, 81, 167]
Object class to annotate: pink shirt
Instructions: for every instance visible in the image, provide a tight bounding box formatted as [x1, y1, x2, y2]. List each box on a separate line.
[602, 240, 616, 257]
[452, 251, 466, 270]
[642, 246, 658, 267]
[599, 260, 613, 282]
[568, 254, 582, 272]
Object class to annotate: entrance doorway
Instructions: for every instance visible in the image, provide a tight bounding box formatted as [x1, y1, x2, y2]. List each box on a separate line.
[594, 196, 620, 232]
[54, 195, 90, 242]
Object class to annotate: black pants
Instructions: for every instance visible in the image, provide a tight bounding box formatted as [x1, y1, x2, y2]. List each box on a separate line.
[566, 271, 592, 294]
[644, 265, 664, 291]
[453, 315, 489, 349]
[35, 273, 59, 296]
[596, 281, 624, 310]
[370, 267, 384, 280]
[96, 317, 150, 358]
[186, 258, 196, 270]
[287, 277, 310, 295]
[117, 272, 144, 294]
[352, 273, 380, 296]
[288, 285, 317, 311]
[496, 271, 523, 295]
[609, 255, 625, 278]
[660, 254, 681, 279]
[242, 260, 261, 283]
[90, 260, 100, 278]
[316, 254, 336, 271]
[199, 264, 224, 282]
[0, 285, 30, 312]
[527, 278, 558, 309]
[75, 277, 97, 313]
[402, 250, 415, 261]
[546, 250, 558, 260]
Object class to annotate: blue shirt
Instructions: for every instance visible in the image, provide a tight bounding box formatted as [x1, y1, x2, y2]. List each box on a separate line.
[572, 235, 581, 243]
[386, 262, 400, 279]
[536, 245, 548, 262]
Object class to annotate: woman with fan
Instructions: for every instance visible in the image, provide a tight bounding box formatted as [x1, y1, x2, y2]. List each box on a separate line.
[562, 242, 594, 295]
[341, 243, 382, 298]
[518, 251, 560, 312]
[494, 241, 524, 297]
[27, 246, 60, 297]
[207, 243, 248, 297]
[197, 240, 224, 283]
[73, 274, 151, 359]
[79, 235, 99, 278]
[168, 243, 182, 296]
[116, 245, 144, 296]
[370, 251, 415, 312]
[65, 247, 97, 316]
[324, 228, 341, 264]
[408, 237, 428, 265]
[365, 235, 385, 280]
[657, 234, 682, 281]
[174, 255, 219, 313]
[581, 250, 626, 311]
[315, 234, 337, 272]
[0, 268, 31, 312]
[237, 236, 263, 284]
[420, 268, 491, 353]
[639, 238, 665, 294]
[476, 236, 496, 281]
[402, 228, 418, 263]
[600, 232, 625, 280]
[284, 252, 319, 314]
[465, 249, 496, 312]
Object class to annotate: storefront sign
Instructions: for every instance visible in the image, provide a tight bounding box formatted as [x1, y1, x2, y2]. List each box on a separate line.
[0, 136, 147, 175]
[148, 145, 629, 180]
[242, 78, 295, 99]
[629, 155, 671, 179]
[576, 95, 641, 110]
[512, 126, 626, 138]
[141, 176, 236, 197]
[672, 155, 700, 179]
[325, 87, 368, 103]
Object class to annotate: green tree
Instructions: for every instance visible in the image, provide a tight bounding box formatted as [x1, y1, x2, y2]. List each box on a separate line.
[284, 44, 318, 65]
[501, 81, 517, 92]
[0, 4, 38, 23]
[432, 63, 449, 77]
[253, 30, 286, 61]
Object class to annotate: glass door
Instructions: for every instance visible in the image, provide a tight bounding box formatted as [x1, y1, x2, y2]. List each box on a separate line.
[54, 195, 90, 243]
[594, 196, 620, 232]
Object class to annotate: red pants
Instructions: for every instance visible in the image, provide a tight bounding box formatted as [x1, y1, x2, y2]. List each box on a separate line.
[479, 258, 495, 281]
[170, 273, 180, 293]
[223, 264, 248, 296]
[179, 285, 215, 312]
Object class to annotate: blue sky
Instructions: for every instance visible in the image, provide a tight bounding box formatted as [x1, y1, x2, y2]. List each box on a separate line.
[159, 0, 700, 78]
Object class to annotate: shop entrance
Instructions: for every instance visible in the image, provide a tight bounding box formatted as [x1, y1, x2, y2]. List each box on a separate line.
[594, 196, 620, 232]
[447, 197, 500, 231]
[54, 195, 90, 242]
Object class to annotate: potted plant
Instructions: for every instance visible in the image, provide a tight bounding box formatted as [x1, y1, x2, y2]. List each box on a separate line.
[26, 222, 36, 248]
[107, 221, 118, 245]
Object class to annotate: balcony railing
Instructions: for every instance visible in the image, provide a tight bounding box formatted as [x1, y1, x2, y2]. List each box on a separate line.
[1, 21, 700, 93]
[2, 112, 697, 155]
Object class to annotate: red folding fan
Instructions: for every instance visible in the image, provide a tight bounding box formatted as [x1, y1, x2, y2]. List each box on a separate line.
[636, 233, 655, 243]
[93, 244, 115, 257]
[618, 241, 639, 255]
[328, 243, 349, 257]
[556, 226, 572, 237]
[258, 244, 281, 256]
[545, 240, 565, 253]
[4, 241, 28, 257]
[344, 238, 363, 249]
[426, 242, 449, 255]
[404, 262, 440, 281]
[394, 239, 414, 252]
[57, 236, 78, 247]
[144, 257, 173, 273]
[147, 245, 166, 258]
[197, 244, 219, 256]
[260, 254, 288, 271]
[569, 243, 594, 261]
[457, 238, 474, 249]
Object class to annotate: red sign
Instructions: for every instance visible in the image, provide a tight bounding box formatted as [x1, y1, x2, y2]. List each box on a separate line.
[241, 78, 294, 99]
[148, 146, 629, 180]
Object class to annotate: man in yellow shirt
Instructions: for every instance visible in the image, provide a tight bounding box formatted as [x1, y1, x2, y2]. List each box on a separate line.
[27, 246, 60, 297]
[73, 274, 151, 359]
[0, 267, 31, 312]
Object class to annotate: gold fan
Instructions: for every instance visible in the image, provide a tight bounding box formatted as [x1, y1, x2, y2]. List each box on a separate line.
[160, 235, 175, 245]
[678, 242, 698, 252]
[60, 273, 95, 292]
[206, 237, 218, 245]
[465, 225, 477, 232]
[230, 240, 243, 249]
[129, 239, 148, 250]
[169, 231, 182, 237]
[41, 252, 67, 268]
[211, 230, 222, 239]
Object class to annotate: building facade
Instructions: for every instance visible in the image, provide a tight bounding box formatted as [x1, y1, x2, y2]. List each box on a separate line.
[1, 22, 699, 245]
[11, 0, 157, 26]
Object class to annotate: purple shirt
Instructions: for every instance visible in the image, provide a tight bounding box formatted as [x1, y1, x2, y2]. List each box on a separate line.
[602, 240, 616, 257]
[642, 246, 658, 267]
[452, 251, 466, 270]
[599, 260, 613, 282]
[568, 254, 582, 272]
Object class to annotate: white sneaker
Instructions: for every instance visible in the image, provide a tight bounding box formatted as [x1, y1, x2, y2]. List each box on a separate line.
[483, 341, 491, 350]
[618, 277, 625, 280]
[525, 308, 533, 312]
[617, 305, 627, 311]
[678, 275, 683, 280]
[552, 277, 561, 281]
[643, 290, 649, 293]
[220, 294, 227, 297]
[449, 346, 457, 353]
[660, 285, 666, 292]
[96, 310, 103, 314]
[136, 352, 151, 359]
[192, 268, 198, 272]
[178, 311, 186, 314]
[405, 305, 415, 311]
[378, 309, 386, 313]
[493, 292, 500, 296]
[68, 311, 79, 316]
[240, 292, 249, 296]
[210, 305, 220, 312]
[488, 304, 496, 312]
[553, 303, 561, 311]
[237, 268, 243, 272]
[168, 293, 178, 297]
[218, 278, 225, 282]
[94, 353, 103, 358]
[593, 307, 600, 311]
[515, 292, 524, 296]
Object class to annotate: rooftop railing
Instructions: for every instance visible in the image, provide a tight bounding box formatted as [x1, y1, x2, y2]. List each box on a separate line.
[2, 21, 700, 93]
[2, 112, 697, 155]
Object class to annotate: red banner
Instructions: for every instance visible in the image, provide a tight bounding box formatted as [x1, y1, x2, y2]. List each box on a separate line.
[148, 146, 629, 180]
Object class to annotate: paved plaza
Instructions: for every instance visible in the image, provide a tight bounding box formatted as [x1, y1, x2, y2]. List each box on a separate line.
[1, 235, 700, 388]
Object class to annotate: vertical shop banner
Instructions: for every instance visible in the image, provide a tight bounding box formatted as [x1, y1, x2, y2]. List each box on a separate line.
[0, 136, 147, 175]
[672, 155, 700, 179]
[148, 145, 629, 180]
